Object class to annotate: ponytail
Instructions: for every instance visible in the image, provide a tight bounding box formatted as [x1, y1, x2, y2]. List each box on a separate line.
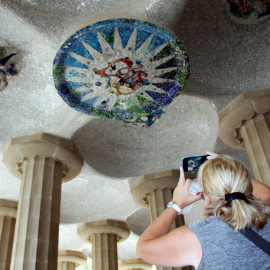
[198, 156, 270, 231]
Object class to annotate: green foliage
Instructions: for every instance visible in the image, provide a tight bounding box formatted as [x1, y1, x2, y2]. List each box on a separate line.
[77, 262, 92, 270]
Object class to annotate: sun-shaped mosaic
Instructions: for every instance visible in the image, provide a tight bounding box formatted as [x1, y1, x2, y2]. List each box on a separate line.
[53, 18, 190, 121]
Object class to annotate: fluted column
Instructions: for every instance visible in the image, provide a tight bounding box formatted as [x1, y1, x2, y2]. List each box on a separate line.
[118, 258, 152, 270]
[77, 219, 130, 270]
[130, 170, 193, 270]
[131, 170, 184, 233]
[0, 199, 17, 270]
[219, 89, 270, 185]
[58, 250, 87, 270]
[2, 133, 84, 270]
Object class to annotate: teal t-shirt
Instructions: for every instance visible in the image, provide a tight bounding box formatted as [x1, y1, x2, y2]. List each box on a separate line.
[188, 216, 270, 269]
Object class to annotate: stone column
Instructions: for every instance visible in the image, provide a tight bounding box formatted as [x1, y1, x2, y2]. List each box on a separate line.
[2, 133, 84, 270]
[0, 199, 17, 270]
[130, 170, 193, 270]
[118, 258, 152, 270]
[219, 89, 270, 185]
[77, 219, 130, 270]
[131, 170, 184, 233]
[58, 250, 87, 270]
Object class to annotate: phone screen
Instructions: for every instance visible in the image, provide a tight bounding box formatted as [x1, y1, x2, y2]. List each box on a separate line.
[182, 155, 209, 172]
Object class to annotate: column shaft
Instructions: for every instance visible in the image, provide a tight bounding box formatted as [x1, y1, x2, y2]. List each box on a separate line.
[130, 170, 194, 270]
[11, 156, 62, 270]
[0, 216, 16, 270]
[218, 89, 270, 186]
[3, 133, 83, 270]
[148, 189, 185, 230]
[57, 262, 76, 270]
[78, 219, 129, 270]
[58, 250, 87, 270]
[92, 233, 118, 270]
[240, 113, 270, 184]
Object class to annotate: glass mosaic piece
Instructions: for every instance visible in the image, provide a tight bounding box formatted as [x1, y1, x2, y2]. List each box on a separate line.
[0, 48, 18, 91]
[225, 0, 270, 24]
[53, 18, 190, 121]
[124, 109, 165, 127]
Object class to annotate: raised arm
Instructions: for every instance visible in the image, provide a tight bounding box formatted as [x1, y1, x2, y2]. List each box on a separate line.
[136, 167, 202, 268]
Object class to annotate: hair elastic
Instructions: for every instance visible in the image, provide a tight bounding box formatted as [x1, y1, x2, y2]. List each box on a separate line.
[225, 192, 247, 203]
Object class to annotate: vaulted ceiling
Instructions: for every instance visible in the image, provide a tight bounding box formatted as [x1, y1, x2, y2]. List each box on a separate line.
[0, 0, 269, 264]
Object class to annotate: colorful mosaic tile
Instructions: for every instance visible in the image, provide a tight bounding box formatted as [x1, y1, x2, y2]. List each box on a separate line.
[53, 18, 190, 122]
[0, 47, 18, 91]
[225, 0, 270, 23]
[124, 109, 165, 127]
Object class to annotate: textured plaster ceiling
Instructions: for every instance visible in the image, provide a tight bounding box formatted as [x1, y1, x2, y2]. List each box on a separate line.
[0, 0, 269, 266]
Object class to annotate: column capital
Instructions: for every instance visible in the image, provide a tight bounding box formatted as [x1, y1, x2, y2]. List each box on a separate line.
[77, 219, 130, 243]
[0, 199, 17, 218]
[58, 250, 87, 268]
[118, 258, 152, 270]
[219, 88, 270, 149]
[130, 170, 179, 207]
[2, 133, 84, 182]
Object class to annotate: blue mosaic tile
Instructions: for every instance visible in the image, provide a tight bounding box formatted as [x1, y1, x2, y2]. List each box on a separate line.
[53, 18, 190, 123]
[152, 82, 181, 98]
[124, 109, 165, 127]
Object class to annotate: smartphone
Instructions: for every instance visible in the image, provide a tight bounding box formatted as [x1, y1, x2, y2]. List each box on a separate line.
[182, 155, 209, 172]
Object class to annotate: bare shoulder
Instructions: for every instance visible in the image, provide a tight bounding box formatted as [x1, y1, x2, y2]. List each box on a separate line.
[252, 178, 270, 203]
[172, 224, 202, 268]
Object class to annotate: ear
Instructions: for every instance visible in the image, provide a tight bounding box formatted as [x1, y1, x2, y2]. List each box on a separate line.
[205, 195, 211, 205]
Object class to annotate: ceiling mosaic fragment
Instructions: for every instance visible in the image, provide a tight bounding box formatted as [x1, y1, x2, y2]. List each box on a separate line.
[225, 0, 270, 24]
[53, 18, 190, 126]
[0, 48, 18, 91]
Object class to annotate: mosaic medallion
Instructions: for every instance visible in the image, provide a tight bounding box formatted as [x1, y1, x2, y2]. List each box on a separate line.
[0, 48, 18, 91]
[53, 18, 190, 121]
[225, 0, 270, 24]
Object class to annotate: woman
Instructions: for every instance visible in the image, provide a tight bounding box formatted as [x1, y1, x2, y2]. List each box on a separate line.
[136, 152, 270, 269]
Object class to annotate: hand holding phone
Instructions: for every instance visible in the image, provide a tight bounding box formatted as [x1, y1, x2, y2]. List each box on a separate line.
[173, 167, 202, 211]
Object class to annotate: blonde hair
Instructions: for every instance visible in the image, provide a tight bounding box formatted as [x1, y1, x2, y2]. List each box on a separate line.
[197, 155, 269, 231]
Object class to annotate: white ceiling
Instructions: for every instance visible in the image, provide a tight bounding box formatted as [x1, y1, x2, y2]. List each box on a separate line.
[0, 0, 269, 264]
